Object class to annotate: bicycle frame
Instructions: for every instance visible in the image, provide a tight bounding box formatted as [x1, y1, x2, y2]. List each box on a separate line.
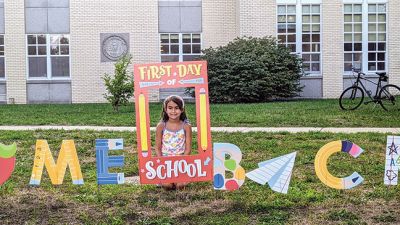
[351, 71, 384, 101]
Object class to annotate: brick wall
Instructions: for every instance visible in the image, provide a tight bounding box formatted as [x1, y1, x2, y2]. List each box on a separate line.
[70, 0, 159, 103]
[388, 0, 400, 85]
[239, 0, 276, 37]
[321, 0, 343, 98]
[4, 0, 26, 104]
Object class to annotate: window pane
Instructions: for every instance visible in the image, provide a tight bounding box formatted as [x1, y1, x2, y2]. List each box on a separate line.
[344, 34, 352, 42]
[302, 34, 310, 42]
[354, 53, 362, 61]
[368, 4, 376, 13]
[354, 5, 362, 13]
[378, 43, 385, 51]
[287, 24, 296, 32]
[60, 36, 69, 44]
[354, 33, 362, 41]
[378, 33, 386, 41]
[312, 5, 320, 13]
[0, 46, 3, 55]
[312, 34, 320, 42]
[302, 24, 310, 32]
[50, 35, 60, 44]
[192, 44, 201, 54]
[28, 46, 37, 55]
[160, 34, 169, 43]
[378, 4, 386, 13]
[38, 46, 47, 55]
[278, 35, 286, 43]
[170, 45, 179, 54]
[378, 14, 386, 22]
[302, 44, 310, 52]
[302, 15, 310, 23]
[368, 14, 376, 22]
[377, 62, 385, 70]
[311, 44, 320, 52]
[170, 35, 179, 43]
[344, 15, 352, 22]
[183, 55, 201, 61]
[354, 24, 362, 32]
[28, 35, 36, 44]
[0, 36, 4, 45]
[312, 24, 320, 32]
[311, 63, 320, 71]
[368, 24, 376, 32]
[161, 45, 169, 54]
[28, 57, 47, 77]
[287, 5, 296, 13]
[354, 15, 362, 22]
[368, 62, 376, 70]
[287, 34, 296, 42]
[368, 33, 376, 41]
[183, 44, 191, 54]
[278, 5, 286, 14]
[377, 53, 385, 61]
[344, 53, 352, 61]
[60, 45, 69, 55]
[344, 5, 352, 13]
[354, 43, 362, 51]
[378, 24, 386, 32]
[311, 54, 320, 61]
[302, 54, 310, 61]
[278, 24, 286, 33]
[37, 35, 46, 44]
[368, 43, 376, 51]
[344, 63, 353, 71]
[51, 57, 70, 77]
[0, 58, 4, 78]
[368, 53, 376, 61]
[302, 5, 310, 14]
[182, 34, 191, 43]
[161, 55, 179, 62]
[344, 24, 352, 32]
[287, 15, 296, 23]
[278, 15, 286, 23]
[312, 15, 320, 23]
[344, 43, 352, 51]
[192, 34, 201, 43]
[51, 45, 59, 55]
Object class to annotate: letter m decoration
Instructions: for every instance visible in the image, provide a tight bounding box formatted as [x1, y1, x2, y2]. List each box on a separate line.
[134, 61, 213, 184]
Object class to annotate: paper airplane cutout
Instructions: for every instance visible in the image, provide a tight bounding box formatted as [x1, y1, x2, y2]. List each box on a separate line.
[245, 152, 297, 194]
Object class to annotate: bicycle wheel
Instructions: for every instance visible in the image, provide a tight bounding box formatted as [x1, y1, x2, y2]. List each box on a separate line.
[339, 86, 364, 110]
[379, 84, 400, 111]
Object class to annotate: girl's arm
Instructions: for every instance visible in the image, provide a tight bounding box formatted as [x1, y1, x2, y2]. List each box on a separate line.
[155, 122, 164, 157]
[184, 123, 192, 155]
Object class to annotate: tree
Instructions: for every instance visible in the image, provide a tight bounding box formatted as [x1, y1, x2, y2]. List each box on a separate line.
[199, 36, 303, 103]
[102, 54, 134, 112]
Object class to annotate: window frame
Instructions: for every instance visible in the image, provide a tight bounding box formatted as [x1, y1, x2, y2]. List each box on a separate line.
[343, 1, 388, 75]
[277, 3, 322, 76]
[0, 34, 5, 80]
[160, 33, 202, 62]
[26, 34, 71, 80]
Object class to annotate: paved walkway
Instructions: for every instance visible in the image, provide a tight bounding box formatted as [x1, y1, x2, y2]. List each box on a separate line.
[0, 125, 399, 133]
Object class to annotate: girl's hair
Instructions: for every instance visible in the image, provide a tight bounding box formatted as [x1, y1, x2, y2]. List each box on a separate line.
[161, 95, 188, 122]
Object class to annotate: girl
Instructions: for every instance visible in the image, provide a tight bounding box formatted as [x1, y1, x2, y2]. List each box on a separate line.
[155, 95, 192, 190]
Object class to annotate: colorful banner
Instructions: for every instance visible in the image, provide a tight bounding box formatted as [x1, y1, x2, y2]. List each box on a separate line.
[29, 140, 84, 185]
[96, 139, 125, 185]
[134, 61, 213, 184]
[0, 143, 17, 185]
[384, 136, 399, 185]
[315, 140, 364, 189]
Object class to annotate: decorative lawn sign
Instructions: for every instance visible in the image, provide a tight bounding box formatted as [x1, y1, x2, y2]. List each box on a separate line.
[96, 139, 125, 185]
[0, 143, 17, 185]
[29, 140, 84, 185]
[384, 136, 399, 185]
[246, 152, 297, 194]
[315, 140, 364, 189]
[213, 143, 246, 191]
[134, 61, 213, 184]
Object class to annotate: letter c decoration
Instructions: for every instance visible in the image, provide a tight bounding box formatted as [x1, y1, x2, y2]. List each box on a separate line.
[315, 140, 364, 189]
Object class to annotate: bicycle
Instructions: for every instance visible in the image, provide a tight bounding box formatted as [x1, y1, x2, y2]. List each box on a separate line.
[339, 68, 400, 111]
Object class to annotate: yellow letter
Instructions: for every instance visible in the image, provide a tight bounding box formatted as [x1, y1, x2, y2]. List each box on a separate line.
[29, 140, 84, 185]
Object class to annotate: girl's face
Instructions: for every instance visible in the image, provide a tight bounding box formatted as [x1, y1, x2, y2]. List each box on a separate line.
[165, 100, 182, 121]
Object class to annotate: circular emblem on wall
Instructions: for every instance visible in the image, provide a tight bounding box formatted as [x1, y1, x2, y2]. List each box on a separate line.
[102, 36, 128, 61]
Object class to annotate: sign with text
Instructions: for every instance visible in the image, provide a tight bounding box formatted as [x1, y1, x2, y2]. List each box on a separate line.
[134, 61, 213, 184]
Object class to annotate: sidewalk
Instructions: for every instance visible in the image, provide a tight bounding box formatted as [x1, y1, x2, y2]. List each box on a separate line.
[0, 125, 399, 133]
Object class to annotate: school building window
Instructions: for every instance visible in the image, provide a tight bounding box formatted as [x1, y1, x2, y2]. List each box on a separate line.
[27, 34, 70, 79]
[277, 4, 321, 74]
[343, 3, 387, 73]
[160, 33, 202, 62]
[0, 35, 4, 78]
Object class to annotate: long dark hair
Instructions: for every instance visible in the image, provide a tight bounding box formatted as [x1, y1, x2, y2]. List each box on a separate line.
[161, 95, 188, 122]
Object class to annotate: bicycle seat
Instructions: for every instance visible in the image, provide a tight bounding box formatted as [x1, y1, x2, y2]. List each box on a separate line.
[376, 72, 388, 81]
[376, 72, 386, 76]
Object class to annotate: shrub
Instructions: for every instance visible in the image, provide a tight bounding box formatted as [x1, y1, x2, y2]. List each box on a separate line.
[199, 36, 303, 103]
[102, 54, 134, 112]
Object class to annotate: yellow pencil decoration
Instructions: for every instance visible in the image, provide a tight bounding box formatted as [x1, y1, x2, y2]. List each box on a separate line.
[199, 88, 208, 151]
[29, 140, 84, 185]
[139, 93, 149, 157]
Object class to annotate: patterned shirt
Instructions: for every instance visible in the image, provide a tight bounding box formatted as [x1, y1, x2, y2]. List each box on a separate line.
[161, 122, 186, 156]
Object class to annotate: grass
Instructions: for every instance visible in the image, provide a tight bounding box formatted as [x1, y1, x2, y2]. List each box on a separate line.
[0, 99, 400, 127]
[1, 130, 400, 224]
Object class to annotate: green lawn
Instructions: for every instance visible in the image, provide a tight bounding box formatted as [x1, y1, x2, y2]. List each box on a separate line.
[0, 99, 399, 127]
[1, 130, 399, 224]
